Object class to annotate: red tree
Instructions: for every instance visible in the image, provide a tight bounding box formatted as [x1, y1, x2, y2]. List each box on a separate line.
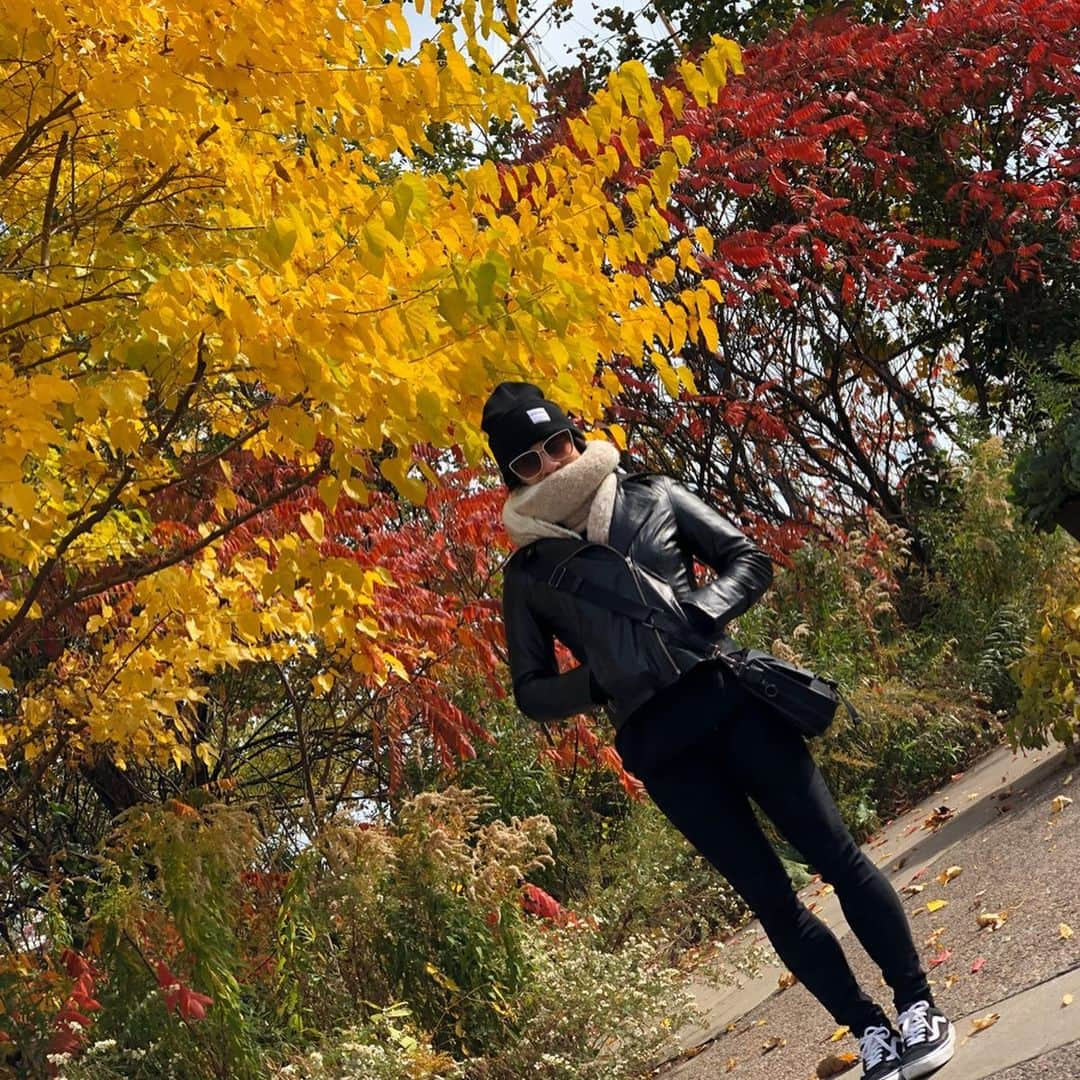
[525, 0, 1080, 549]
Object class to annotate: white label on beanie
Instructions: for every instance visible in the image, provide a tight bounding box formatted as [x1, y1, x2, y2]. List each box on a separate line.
[526, 407, 551, 423]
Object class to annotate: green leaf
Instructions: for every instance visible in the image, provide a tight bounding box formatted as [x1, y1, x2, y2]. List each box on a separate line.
[437, 288, 470, 334]
[471, 261, 498, 310]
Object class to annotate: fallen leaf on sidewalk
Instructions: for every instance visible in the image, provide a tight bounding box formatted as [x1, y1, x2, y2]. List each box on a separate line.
[923, 806, 956, 831]
[1064, 774, 1073, 785]
[1051, 795, 1073, 814]
[927, 899, 949, 913]
[970, 1013, 1000, 1034]
[971, 956, 986, 973]
[977, 911, 1007, 931]
[826, 1026, 851, 1043]
[724, 1057, 737, 1072]
[1059, 923, 1073, 940]
[944, 975, 958, 989]
[778, 971, 797, 990]
[925, 926, 946, 949]
[929, 948, 953, 967]
[1063, 994, 1073, 1008]
[901, 883, 926, 896]
[725, 1022, 738, 1033]
[937, 865, 963, 886]
[761, 1035, 786, 1053]
[816, 1051, 859, 1077]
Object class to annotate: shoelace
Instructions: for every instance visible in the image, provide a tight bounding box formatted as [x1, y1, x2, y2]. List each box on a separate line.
[898, 1001, 933, 1046]
[859, 1025, 898, 1069]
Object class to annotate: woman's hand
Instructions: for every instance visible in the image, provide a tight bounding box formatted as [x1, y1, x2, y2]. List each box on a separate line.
[679, 598, 716, 637]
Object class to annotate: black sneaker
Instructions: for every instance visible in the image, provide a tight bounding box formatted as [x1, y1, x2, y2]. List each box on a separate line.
[896, 1000, 956, 1078]
[858, 1024, 904, 1080]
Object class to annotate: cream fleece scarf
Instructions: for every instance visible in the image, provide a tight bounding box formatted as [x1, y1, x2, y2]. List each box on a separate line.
[502, 440, 621, 548]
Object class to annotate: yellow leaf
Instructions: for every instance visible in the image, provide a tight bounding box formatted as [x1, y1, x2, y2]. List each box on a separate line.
[816, 1052, 859, 1078]
[1063, 993, 1074, 1007]
[299, 510, 325, 544]
[937, 865, 962, 886]
[1060, 923, 1074, 940]
[778, 971, 797, 990]
[827, 1026, 851, 1043]
[927, 899, 948, 913]
[424, 962, 461, 992]
[671, 134, 693, 165]
[977, 911, 1007, 931]
[970, 1013, 1000, 1034]
[1051, 795, 1073, 813]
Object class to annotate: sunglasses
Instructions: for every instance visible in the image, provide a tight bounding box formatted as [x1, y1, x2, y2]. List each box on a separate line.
[509, 429, 577, 482]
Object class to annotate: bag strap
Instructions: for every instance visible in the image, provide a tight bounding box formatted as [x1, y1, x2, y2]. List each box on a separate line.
[547, 564, 716, 654]
[834, 686, 861, 726]
[547, 559, 861, 727]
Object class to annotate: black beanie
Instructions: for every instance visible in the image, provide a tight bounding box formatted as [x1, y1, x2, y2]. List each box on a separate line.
[480, 381, 587, 487]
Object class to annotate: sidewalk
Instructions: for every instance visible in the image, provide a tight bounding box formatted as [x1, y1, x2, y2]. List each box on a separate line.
[656, 740, 1080, 1079]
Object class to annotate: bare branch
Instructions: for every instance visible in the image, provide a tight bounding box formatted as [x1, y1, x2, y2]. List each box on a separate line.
[39, 130, 68, 272]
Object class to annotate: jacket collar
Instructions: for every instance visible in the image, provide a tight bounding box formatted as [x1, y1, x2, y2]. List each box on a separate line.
[608, 470, 656, 553]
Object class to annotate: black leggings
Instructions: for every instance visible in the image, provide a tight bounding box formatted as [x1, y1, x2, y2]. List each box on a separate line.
[615, 661, 931, 1035]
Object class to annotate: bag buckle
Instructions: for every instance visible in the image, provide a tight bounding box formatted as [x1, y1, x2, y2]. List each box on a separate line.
[549, 565, 567, 590]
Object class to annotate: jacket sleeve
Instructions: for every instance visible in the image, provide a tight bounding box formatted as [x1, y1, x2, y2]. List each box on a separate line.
[502, 564, 606, 724]
[666, 477, 774, 631]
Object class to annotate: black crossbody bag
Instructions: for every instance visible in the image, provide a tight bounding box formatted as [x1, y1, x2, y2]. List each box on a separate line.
[547, 562, 859, 738]
[711, 646, 859, 737]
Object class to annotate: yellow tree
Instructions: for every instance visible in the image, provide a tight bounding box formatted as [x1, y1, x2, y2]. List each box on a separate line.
[0, 0, 739, 789]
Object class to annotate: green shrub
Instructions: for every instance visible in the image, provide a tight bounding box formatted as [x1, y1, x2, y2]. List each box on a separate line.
[583, 796, 747, 963]
[264, 927, 698, 1080]
[820, 681, 999, 838]
[464, 928, 699, 1080]
[1011, 553, 1080, 749]
[1009, 343, 1080, 533]
[35, 784, 703, 1079]
[1009, 412, 1080, 532]
[915, 440, 1069, 670]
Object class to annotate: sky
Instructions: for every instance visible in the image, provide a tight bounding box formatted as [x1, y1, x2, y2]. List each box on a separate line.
[404, 0, 672, 86]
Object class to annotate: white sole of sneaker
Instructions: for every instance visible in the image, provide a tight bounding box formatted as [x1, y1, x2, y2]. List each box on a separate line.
[901, 1021, 957, 1079]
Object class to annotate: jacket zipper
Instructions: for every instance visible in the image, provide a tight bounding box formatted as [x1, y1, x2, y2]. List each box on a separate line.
[548, 541, 683, 679]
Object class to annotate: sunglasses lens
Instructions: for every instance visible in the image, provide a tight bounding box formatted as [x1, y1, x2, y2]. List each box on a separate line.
[510, 451, 543, 480]
[544, 430, 575, 460]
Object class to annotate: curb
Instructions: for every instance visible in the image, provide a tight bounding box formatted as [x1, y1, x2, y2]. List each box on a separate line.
[665, 741, 1074, 1064]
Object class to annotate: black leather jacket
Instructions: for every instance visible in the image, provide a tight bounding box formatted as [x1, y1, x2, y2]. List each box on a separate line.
[501, 472, 774, 729]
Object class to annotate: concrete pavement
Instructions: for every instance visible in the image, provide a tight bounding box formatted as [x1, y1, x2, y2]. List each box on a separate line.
[655, 740, 1079, 1079]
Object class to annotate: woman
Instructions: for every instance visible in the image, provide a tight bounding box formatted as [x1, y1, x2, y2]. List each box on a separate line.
[481, 381, 956, 1080]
